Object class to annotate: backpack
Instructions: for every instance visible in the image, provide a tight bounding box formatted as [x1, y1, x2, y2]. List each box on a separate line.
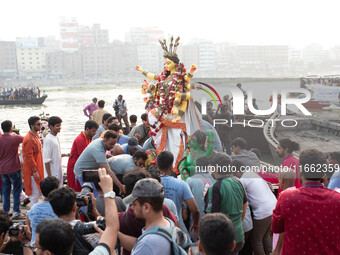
[136, 225, 189, 255]
[72, 221, 94, 255]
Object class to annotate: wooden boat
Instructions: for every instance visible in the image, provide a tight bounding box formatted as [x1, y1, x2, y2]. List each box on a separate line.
[0, 95, 47, 105]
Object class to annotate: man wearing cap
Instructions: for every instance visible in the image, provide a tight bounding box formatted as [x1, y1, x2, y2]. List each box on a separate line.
[123, 178, 187, 255]
[83, 97, 99, 120]
[122, 137, 143, 156]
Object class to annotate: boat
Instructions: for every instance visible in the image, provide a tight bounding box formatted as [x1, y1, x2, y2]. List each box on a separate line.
[299, 76, 340, 110]
[323, 102, 340, 111]
[0, 95, 47, 105]
[264, 113, 340, 165]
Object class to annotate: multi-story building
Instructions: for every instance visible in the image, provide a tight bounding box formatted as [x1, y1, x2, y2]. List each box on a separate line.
[125, 27, 163, 45]
[0, 41, 18, 79]
[45, 51, 82, 78]
[80, 42, 138, 78]
[16, 46, 46, 78]
[59, 17, 79, 52]
[59, 17, 110, 52]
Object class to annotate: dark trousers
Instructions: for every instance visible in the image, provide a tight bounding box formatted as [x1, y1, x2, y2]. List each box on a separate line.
[117, 114, 130, 133]
[1, 171, 22, 214]
[251, 216, 272, 255]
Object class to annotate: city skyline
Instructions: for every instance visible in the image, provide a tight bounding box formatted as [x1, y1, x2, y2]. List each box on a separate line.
[1, 0, 340, 49]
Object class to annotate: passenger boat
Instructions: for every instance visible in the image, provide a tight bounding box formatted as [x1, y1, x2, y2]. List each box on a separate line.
[300, 75, 340, 110]
[0, 95, 47, 105]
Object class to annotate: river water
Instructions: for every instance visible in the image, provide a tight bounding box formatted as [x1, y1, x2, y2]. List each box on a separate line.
[1, 79, 338, 167]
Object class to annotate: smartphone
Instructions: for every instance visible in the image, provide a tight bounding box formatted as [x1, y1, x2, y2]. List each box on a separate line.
[82, 170, 100, 182]
[190, 243, 201, 255]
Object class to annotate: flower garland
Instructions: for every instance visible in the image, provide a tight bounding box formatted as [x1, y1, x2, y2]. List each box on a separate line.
[148, 63, 186, 136]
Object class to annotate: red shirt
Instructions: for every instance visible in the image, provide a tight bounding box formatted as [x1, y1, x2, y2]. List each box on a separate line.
[258, 155, 301, 197]
[272, 182, 340, 255]
[66, 132, 91, 191]
[0, 134, 24, 174]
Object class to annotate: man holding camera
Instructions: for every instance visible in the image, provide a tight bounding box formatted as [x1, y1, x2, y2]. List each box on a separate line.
[0, 120, 25, 220]
[15, 168, 119, 255]
[113, 95, 130, 132]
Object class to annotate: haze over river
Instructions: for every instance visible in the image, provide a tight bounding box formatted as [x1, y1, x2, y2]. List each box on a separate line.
[1, 79, 338, 168]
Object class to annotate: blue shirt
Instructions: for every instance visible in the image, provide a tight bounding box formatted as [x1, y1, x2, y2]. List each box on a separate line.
[121, 143, 143, 155]
[328, 170, 340, 190]
[74, 139, 108, 177]
[108, 154, 136, 175]
[161, 176, 194, 235]
[27, 201, 57, 243]
[117, 134, 129, 145]
[93, 124, 107, 140]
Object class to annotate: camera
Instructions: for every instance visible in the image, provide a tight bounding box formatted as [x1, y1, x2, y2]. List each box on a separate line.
[8, 222, 25, 236]
[78, 218, 106, 235]
[76, 182, 93, 207]
[114, 105, 120, 114]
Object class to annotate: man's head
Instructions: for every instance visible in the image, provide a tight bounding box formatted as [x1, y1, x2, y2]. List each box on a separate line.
[40, 176, 59, 198]
[276, 138, 300, 158]
[231, 159, 244, 178]
[190, 130, 206, 151]
[141, 113, 149, 127]
[199, 213, 236, 255]
[84, 120, 99, 139]
[118, 95, 123, 101]
[49, 187, 76, 218]
[123, 178, 164, 220]
[107, 116, 119, 126]
[123, 169, 150, 195]
[102, 113, 113, 126]
[299, 149, 327, 181]
[250, 148, 261, 159]
[35, 218, 74, 255]
[1, 120, 12, 133]
[48, 116, 63, 135]
[207, 101, 213, 111]
[98, 100, 105, 108]
[103, 131, 117, 151]
[157, 151, 174, 174]
[28, 116, 42, 132]
[210, 153, 232, 179]
[127, 137, 139, 155]
[328, 152, 340, 166]
[108, 123, 120, 135]
[278, 168, 296, 190]
[133, 151, 148, 169]
[92, 97, 98, 104]
[236, 83, 242, 88]
[130, 115, 137, 125]
[232, 137, 247, 154]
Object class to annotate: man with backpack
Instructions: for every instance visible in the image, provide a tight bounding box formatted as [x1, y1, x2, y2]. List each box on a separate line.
[123, 178, 190, 255]
[113, 94, 130, 132]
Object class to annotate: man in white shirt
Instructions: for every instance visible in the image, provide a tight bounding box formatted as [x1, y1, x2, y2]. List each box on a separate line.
[232, 159, 277, 255]
[43, 116, 69, 187]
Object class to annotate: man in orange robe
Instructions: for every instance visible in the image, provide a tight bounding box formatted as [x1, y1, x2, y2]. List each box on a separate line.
[66, 120, 98, 191]
[22, 116, 44, 206]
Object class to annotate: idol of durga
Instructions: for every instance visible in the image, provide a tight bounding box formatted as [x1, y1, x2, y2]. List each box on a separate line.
[136, 36, 203, 173]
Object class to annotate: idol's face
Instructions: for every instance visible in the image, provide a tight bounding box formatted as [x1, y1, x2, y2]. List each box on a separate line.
[164, 58, 176, 72]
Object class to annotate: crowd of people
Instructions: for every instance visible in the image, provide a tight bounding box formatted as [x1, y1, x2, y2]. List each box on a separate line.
[0, 93, 340, 255]
[0, 87, 44, 101]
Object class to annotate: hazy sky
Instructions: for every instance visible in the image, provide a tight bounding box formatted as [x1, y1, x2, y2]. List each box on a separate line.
[1, 0, 339, 49]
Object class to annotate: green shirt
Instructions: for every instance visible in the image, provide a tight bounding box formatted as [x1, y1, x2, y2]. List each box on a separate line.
[205, 177, 246, 243]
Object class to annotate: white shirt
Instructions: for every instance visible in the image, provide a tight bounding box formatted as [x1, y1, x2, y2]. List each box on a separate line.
[240, 171, 277, 220]
[43, 133, 63, 187]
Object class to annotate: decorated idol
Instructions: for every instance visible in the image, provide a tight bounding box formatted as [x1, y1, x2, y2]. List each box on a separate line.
[136, 36, 201, 172]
